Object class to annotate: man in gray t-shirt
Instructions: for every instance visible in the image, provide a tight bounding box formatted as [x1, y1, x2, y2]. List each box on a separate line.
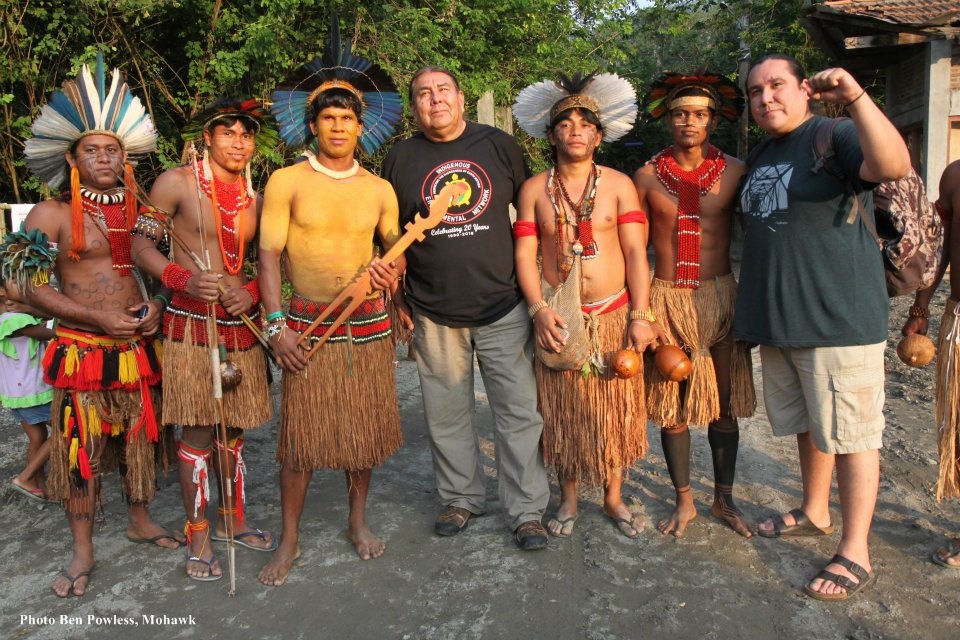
[736, 53, 910, 601]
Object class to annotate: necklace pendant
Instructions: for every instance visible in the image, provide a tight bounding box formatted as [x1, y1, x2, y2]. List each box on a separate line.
[571, 241, 583, 256]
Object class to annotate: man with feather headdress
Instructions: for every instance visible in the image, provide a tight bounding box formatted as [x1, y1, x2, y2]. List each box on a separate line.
[15, 54, 180, 597]
[131, 98, 278, 582]
[257, 18, 404, 585]
[513, 72, 660, 539]
[633, 72, 756, 539]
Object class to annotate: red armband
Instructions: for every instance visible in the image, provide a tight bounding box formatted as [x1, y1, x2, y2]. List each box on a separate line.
[242, 278, 261, 306]
[617, 210, 647, 225]
[161, 263, 193, 292]
[512, 220, 540, 238]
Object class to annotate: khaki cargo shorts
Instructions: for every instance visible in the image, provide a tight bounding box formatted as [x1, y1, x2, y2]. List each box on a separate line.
[758, 342, 885, 454]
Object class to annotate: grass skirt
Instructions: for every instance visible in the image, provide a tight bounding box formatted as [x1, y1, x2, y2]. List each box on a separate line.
[161, 319, 271, 429]
[935, 299, 960, 500]
[278, 300, 402, 471]
[646, 275, 756, 427]
[536, 304, 647, 486]
[47, 386, 173, 517]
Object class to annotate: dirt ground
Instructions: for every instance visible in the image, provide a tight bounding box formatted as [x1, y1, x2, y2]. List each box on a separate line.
[3, 283, 960, 640]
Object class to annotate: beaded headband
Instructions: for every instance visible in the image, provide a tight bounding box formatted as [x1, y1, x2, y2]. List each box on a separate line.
[644, 71, 744, 122]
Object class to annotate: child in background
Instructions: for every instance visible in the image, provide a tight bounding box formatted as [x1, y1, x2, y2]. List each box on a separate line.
[1, 276, 54, 502]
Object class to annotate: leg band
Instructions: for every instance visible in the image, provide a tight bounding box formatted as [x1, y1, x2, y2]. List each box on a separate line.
[708, 418, 739, 488]
[214, 436, 246, 526]
[178, 441, 212, 518]
[661, 425, 691, 490]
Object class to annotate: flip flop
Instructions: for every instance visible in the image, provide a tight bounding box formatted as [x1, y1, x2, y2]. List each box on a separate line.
[10, 478, 49, 504]
[54, 570, 92, 597]
[757, 508, 834, 538]
[803, 554, 876, 601]
[211, 528, 278, 552]
[546, 514, 578, 538]
[127, 532, 186, 549]
[186, 553, 223, 582]
[606, 512, 644, 539]
[930, 538, 960, 569]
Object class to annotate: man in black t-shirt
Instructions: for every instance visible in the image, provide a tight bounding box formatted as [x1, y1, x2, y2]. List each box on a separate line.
[382, 66, 550, 550]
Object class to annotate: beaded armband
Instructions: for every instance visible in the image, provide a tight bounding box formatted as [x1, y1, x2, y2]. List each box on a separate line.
[132, 214, 168, 244]
[161, 263, 193, 292]
[242, 279, 261, 306]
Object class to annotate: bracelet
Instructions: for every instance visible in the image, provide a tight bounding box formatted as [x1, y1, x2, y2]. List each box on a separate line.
[630, 319, 651, 326]
[628, 308, 656, 323]
[151, 292, 170, 308]
[265, 323, 285, 339]
[908, 304, 930, 319]
[266, 310, 286, 323]
[844, 89, 867, 108]
[161, 263, 193, 292]
[528, 299, 548, 318]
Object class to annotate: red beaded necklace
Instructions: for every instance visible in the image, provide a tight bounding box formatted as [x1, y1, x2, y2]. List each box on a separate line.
[82, 193, 134, 276]
[198, 162, 251, 275]
[655, 145, 726, 288]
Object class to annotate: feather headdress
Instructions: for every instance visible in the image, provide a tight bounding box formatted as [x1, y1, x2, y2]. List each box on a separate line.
[182, 98, 280, 158]
[643, 72, 743, 122]
[513, 72, 638, 142]
[271, 15, 401, 155]
[24, 53, 157, 189]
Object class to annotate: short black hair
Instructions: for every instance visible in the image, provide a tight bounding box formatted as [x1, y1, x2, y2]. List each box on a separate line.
[548, 107, 603, 132]
[750, 53, 806, 84]
[309, 88, 363, 121]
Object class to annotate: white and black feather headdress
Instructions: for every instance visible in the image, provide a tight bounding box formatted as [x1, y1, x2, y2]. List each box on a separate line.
[513, 72, 638, 142]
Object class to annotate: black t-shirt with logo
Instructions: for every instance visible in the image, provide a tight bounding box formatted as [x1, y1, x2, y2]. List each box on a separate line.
[382, 122, 530, 327]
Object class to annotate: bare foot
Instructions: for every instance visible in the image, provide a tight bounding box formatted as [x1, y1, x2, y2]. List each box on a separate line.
[51, 552, 94, 598]
[711, 495, 753, 538]
[347, 524, 385, 560]
[657, 502, 697, 537]
[259, 543, 302, 587]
